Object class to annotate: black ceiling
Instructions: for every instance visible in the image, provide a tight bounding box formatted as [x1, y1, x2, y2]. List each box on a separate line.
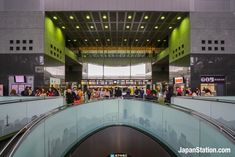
[46, 11, 188, 49]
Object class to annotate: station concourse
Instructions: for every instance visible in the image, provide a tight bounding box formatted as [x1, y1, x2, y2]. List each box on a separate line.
[0, 0, 235, 157]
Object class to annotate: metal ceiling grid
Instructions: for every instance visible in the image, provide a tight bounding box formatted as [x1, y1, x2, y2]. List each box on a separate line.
[46, 11, 188, 49]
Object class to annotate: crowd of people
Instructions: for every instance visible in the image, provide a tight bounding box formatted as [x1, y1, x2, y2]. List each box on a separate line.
[10, 86, 60, 97]
[9, 84, 213, 105]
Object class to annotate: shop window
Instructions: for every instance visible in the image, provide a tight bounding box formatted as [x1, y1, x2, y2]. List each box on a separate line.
[16, 40, 20, 44]
[10, 47, 13, 50]
[201, 40, 206, 44]
[29, 40, 33, 44]
[221, 47, 225, 51]
[221, 40, 225, 44]
[214, 40, 218, 44]
[29, 46, 33, 51]
[208, 47, 212, 51]
[16, 47, 20, 50]
[10, 40, 14, 44]
[214, 47, 218, 51]
[23, 40, 27, 44]
[208, 40, 212, 44]
[22, 47, 26, 50]
[202, 47, 206, 51]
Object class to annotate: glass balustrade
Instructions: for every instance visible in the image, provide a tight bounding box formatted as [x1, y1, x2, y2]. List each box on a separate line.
[11, 99, 235, 157]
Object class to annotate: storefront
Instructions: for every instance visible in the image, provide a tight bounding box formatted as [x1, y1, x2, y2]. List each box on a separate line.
[200, 75, 226, 96]
[9, 75, 34, 95]
[50, 77, 61, 89]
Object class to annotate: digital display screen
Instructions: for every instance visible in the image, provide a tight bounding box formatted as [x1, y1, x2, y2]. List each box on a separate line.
[14, 75, 26, 83]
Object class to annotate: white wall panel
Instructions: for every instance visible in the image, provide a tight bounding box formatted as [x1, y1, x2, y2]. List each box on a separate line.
[1, 0, 43, 11]
[193, 0, 231, 12]
[44, 0, 190, 11]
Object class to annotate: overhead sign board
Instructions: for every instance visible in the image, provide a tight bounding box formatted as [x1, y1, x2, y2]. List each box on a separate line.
[200, 75, 225, 83]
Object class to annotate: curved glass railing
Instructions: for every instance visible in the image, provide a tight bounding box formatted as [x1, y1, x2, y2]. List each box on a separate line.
[171, 96, 235, 134]
[0, 96, 64, 138]
[6, 99, 235, 157]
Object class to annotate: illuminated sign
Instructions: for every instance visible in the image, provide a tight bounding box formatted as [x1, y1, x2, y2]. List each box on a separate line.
[174, 77, 184, 84]
[108, 153, 131, 157]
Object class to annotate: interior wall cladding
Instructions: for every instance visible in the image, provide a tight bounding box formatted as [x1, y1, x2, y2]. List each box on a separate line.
[0, 54, 44, 95]
[0, 12, 44, 55]
[190, 12, 235, 55]
[190, 54, 235, 95]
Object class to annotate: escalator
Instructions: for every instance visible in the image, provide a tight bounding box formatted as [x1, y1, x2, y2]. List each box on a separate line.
[66, 125, 176, 157]
[0, 99, 234, 157]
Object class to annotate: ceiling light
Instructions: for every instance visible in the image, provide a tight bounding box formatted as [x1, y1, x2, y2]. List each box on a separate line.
[96, 39, 99, 42]
[135, 39, 138, 42]
[140, 26, 144, 29]
[124, 39, 127, 42]
[53, 16, 58, 20]
[107, 39, 110, 42]
[147, 39, 150, 42]
[157, 40, 161, 42]
[62, 26, 66, 29]
[73, 39, 77, 42]
[154, 26, 159, 29]
[103, 15, 107, 19]
[126, 25, 130, 29]
[76, 25, 80, 29]
[128, 15, 132, 19]
[177, 16, 182, 20]
[68, 40, 71, 42]
[86, 15, 90, 19]
[104, 25, 109, 29]
[69, 16, 74, 20]
[144, 15, 149, 20]
[90, 25, 94, 29]
[169, 26, 173, 29]
[161, 16, 165, 20]
[163, 40, 166, 42]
